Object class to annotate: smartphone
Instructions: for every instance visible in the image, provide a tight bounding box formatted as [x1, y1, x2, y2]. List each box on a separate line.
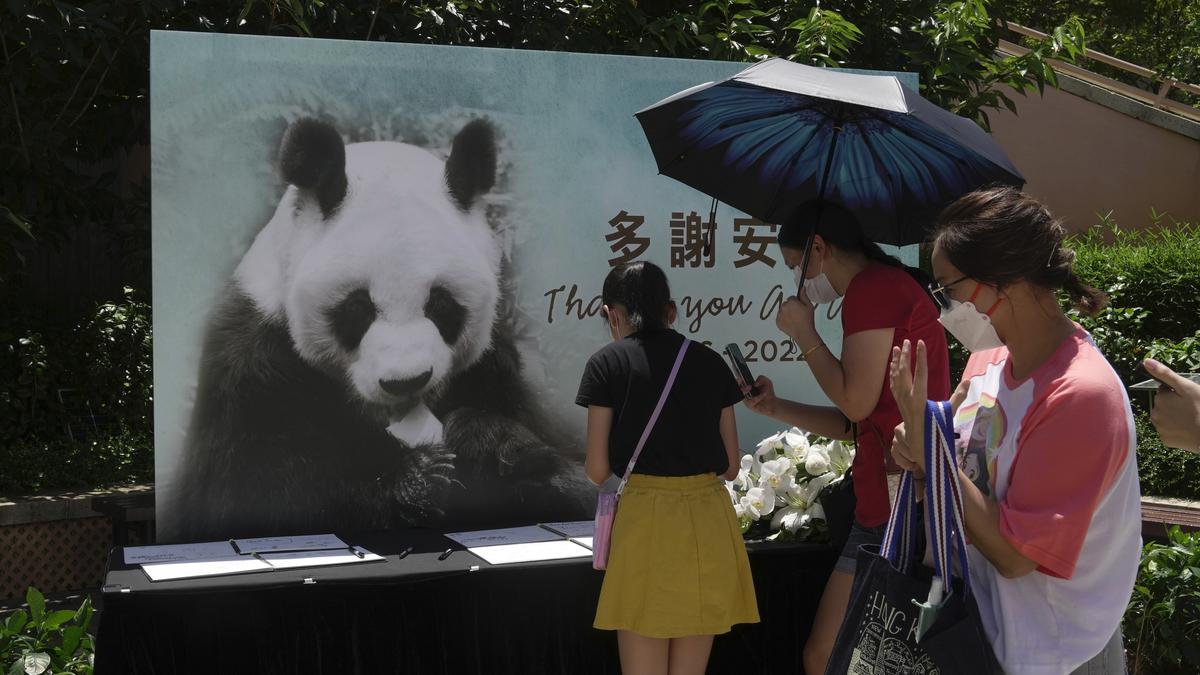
[1130, 363, 1200, 392]
[723, 343, 760, 397]
[1129, 362, 1167, 392]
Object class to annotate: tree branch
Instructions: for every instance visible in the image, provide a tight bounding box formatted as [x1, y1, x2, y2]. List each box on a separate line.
[68, 43, 121, 128]
[366, 0, 382, 40]
[52, 42, 103, 130]
[0, 32, 30, 168]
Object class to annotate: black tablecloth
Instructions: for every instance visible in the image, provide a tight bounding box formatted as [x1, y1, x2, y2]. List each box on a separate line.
[96, 528, 836, 674]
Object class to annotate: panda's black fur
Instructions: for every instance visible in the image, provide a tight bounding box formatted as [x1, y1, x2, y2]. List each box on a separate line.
[163, 117, 592, 542]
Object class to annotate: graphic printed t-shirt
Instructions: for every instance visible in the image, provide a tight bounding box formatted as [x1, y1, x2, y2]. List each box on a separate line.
[954, 328, 1141, 674]
[576, 329, 743, 477]
[841, 263, 950, 526]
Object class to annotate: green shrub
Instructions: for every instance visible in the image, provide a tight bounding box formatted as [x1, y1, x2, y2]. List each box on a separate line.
[1125, 526, 1200, 675]
[1135, 410, 1200, 500]
[0, 588, 94, 675]
[0, 288, 152, 494]
[1067, 221, 1200, 386]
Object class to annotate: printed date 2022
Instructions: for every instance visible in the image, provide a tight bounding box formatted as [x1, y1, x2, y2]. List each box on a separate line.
[699, 339, 803, 363]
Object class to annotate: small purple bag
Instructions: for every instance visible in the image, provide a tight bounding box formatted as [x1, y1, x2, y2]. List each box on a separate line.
[593, 339, 690, 571]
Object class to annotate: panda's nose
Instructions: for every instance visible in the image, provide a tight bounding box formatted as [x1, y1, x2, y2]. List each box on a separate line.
[379, 370, 432, 397]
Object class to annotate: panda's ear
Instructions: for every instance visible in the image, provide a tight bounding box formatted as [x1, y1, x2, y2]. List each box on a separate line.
[445, 119, 496, 211]
[279, 118, 348, 218]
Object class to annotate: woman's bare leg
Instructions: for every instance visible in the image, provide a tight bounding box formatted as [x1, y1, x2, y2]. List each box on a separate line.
[803, 570, 854, 675]
[667, 634, 714, 675]
[618, 630, 670, 675]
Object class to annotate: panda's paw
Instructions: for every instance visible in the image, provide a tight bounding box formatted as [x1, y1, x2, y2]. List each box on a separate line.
[410, 442, 458, 489]
[392, 443, 459, 522]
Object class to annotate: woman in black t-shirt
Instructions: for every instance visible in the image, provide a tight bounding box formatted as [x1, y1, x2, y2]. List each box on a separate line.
[577, 261, 759, 675]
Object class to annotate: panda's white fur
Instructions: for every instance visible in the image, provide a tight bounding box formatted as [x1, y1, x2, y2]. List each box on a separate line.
[164, 117, 592, 543]
[238, 141, 500, 431]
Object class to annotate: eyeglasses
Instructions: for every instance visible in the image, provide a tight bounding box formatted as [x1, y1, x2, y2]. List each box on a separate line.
[927, 276, 969, 311]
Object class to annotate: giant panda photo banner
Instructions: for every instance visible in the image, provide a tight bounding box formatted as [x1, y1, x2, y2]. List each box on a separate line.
[151, 30, 917, 542]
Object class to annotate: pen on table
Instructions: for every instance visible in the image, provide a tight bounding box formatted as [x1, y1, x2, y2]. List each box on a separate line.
[349, 546, 365, 559]
[397, 546, 414, 560]
[438, 548, 454, 561]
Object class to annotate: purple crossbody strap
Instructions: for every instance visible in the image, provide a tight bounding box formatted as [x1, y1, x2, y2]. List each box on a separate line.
[615, 339, 691, 497]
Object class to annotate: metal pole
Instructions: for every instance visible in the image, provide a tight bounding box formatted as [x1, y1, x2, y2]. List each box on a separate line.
[798, 110, 843, 293]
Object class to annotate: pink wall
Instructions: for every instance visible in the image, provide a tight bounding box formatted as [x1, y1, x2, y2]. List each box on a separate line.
[988, 84, 1200, 232]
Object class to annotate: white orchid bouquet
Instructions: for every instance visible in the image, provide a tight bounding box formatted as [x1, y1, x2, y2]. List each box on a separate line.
[725, 428, 854, 541]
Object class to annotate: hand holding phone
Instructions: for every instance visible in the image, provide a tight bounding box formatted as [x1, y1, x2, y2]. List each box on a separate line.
[724, 343, 760, 397]
[1131, 361, 1171, 391]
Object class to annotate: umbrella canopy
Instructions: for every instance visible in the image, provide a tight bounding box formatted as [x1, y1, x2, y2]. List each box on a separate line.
[635, 58, 1024, 246]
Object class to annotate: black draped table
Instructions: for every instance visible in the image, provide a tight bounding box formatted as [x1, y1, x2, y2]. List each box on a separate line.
[95, 528, 836, 674]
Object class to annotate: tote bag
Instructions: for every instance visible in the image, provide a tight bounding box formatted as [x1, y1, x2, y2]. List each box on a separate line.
[825, 400, 1001, 674]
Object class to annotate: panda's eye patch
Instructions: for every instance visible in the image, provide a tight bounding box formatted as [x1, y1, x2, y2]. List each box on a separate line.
[330, 289, 376, 351]
[425, 285, 466, 344]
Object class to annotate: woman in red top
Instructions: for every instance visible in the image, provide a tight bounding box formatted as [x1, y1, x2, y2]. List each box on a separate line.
[744, 201, 950, 674]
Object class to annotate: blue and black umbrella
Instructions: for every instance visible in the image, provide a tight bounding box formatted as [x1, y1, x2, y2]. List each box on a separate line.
[635, 58, 1024, 247]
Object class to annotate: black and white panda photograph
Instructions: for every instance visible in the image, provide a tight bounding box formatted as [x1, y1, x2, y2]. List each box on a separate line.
[153, 62, 596, 542]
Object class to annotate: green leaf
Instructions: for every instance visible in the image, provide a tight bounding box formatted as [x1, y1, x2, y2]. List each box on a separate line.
[25, 589, 44, 623]
[5, 610, 28, 635]
[40, 611, 75, 631]
[56, 626, 84, 661]
[22, 654, 50, 675]
[0, 207, 34, 239]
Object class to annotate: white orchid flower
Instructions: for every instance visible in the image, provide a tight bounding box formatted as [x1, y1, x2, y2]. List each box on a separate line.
[771, 505, 813, 533]
[783, 429, 809, 458]
[770, 472, 836, 533]
[804, 445, 832, 476]
[724, 481, 739, 505]
[742, 486, 776, 519]
[758, 457, 793, 491]
[755, 431, 787, 459]
[785, 472, 836, 511]
[771, 472, 798, 500]
[827, 441, 854, 476]
[733, 454, 758, 490]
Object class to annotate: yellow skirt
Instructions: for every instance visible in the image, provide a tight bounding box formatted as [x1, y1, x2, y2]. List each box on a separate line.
[594, 473, 760, 638]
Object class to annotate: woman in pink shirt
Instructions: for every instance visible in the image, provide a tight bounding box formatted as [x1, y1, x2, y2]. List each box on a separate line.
[889, 187, 1141, 675]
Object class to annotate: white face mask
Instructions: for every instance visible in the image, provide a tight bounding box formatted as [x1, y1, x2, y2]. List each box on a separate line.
[794, 256, 841, 305]
[938, 299, 1003, 352]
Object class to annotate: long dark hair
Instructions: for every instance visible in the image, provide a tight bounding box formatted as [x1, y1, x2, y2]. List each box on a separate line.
[601, 261, 673, 332]
[779, 200, 935, 301]
[934, 187, 1107, 316]
[778, 200, 908, 272]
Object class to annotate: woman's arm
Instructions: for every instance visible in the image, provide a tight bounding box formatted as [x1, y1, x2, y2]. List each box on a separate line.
[584, 405, 614, 485]
[761, 400, 855, 441]
[802, 327, 896, 422]
[743, 375, 855, 441]
[889, 340, 1038, 578]
[719, 406, 740, 480]
[957, 473, 1039, 578]
[776, 294, 895, 422]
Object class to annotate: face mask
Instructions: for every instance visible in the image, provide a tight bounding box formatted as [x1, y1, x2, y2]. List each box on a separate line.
[794, 255, 841, 305]
[938, 299, 1003, 352]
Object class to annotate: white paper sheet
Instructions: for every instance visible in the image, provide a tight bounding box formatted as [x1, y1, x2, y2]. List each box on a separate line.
[141, 556, 272, 582]
[258, 547, 384, 569]
[569, 537, 594, 550]
[124, 541, 238, 565]
[445, 525, 561, 548]
[539, 521, 595, 538]
[467, 539, 592, 565]
[230, 533, 348, 554]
